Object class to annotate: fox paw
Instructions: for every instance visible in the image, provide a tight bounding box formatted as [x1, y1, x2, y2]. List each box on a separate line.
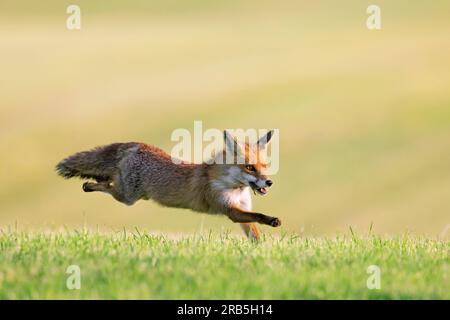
[269, 218, 281, 227]
[82, 182, 93, 192]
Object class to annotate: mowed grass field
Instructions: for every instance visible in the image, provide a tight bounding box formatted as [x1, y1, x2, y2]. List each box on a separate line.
[0, 231, 447, 299]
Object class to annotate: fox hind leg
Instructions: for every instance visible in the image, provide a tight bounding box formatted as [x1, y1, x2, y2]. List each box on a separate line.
[82, 181, 133, 205]
[82, 181, 109, 193]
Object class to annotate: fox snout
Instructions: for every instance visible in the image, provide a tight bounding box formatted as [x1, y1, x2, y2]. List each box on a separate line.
[255, 178, 273, 188]
[249, 177, 273, 196]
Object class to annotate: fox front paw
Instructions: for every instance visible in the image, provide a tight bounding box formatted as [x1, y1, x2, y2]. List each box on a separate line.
[269, 217, 281, 227]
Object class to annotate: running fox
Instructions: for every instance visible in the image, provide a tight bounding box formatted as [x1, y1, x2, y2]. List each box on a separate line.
[55, 130, 280, 240]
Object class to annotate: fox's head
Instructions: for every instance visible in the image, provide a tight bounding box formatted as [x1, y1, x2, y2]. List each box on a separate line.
[219, 130, 274, 195]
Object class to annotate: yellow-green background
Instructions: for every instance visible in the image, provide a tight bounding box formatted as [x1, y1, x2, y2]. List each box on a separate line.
[1, 1, 449, 237]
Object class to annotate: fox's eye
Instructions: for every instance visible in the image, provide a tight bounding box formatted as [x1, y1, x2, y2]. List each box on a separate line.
[245, 165, 256, 172]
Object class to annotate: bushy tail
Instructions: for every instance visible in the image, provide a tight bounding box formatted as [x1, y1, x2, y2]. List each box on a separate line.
[56, 142, 138, 181]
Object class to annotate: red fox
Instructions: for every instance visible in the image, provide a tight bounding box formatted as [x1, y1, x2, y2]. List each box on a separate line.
[55, 130, 280, 240]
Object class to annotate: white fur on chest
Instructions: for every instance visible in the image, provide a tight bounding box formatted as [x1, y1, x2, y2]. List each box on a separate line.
[220, 187, 252, 211]
[210, 167, 253, 211]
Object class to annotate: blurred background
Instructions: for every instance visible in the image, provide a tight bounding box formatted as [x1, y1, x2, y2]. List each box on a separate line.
[1, 1, 449, 237]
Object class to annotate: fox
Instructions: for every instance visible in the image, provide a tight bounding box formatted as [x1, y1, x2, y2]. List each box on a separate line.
[55, 130, 280, 240]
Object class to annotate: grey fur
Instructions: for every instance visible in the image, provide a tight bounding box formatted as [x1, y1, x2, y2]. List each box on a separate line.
[56, 143, 138, 181]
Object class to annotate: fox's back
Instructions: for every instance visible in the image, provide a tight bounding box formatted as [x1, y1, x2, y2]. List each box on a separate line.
[119, 143, 209, 210]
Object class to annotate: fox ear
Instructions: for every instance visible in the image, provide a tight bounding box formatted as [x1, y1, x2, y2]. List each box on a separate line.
[224, 130, 242, 156]
[257, 129, 274, 149]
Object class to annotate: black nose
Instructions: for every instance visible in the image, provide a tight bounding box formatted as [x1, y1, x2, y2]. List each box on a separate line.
[266, 180, 273, 187]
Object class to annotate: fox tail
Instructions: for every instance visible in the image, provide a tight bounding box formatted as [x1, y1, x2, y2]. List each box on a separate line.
[55, 142, 138, 181]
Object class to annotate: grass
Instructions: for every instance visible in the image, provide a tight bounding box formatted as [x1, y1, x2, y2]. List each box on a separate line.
[0, 231, 448, 299]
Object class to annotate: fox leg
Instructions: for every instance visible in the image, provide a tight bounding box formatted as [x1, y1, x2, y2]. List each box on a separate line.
[239, 197, 261, 240]
[240, 223, 261, 241]
[82, 182, 132, 205]
[227, 207, 281, 227]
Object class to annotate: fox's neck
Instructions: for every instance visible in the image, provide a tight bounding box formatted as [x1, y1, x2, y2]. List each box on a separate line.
[202, 163, 252, 213]
[162, 151, 246, 213]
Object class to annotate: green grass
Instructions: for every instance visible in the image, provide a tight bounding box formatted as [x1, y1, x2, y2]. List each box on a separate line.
[0, 231, 447, 299]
